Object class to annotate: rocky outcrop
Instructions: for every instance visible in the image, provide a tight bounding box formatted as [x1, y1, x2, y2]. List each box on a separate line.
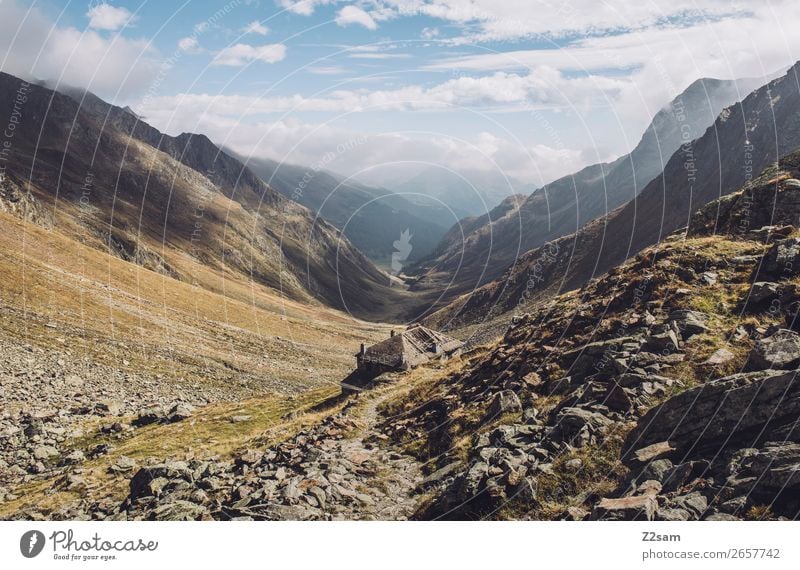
[747, 329, 800, 370]
[384, 161, 800, 519]
[624, 368, 800, 458]
[613, 325, 800, 521]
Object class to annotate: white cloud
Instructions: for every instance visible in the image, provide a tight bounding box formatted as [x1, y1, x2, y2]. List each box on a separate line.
[86, 3, 135, 32]
[276, 0, 336, 16]
[422, 2, 800, 148]
[348, 51, 410, 59]
[0, 0, 157, 100]
[242, 20, 269, 36]
[335, 6, 378, 30]
[136, 67, 625, 115]
[131, 64, 627, 184]
[212, 43, 287, 66]
[178, 37, 199, 52]
[307, 65, 348, 75]
[381, 0, 751, 42]
[421, 27, 439, 39]
[131, 98, 583, 184]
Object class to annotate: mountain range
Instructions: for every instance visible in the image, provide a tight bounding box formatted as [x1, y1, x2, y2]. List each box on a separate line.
[0, 72, 425, 322]
[235, 155, 453, 265]
[410, 73, 774, 302]
[426, 63, 800, 329]
[3, 45, 800, 525]
[386, 166, 525, 220]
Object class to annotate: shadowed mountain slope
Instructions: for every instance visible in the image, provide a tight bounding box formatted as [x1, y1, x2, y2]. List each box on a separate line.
[427, 63, 800, 330]
[236, 155, 453, 265]
[0, 72, 421, 321]
[412, 74, 773, 300]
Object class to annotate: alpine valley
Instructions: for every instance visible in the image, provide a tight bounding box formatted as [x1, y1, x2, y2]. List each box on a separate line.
[2, 1, 800, 524]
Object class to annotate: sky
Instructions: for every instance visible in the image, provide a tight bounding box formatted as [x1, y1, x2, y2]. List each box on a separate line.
[1, 0, 800, 190]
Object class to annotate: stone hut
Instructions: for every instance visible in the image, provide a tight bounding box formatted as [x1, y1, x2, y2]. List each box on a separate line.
[357, 324, 463, 373]
[343, 324, 463, 391]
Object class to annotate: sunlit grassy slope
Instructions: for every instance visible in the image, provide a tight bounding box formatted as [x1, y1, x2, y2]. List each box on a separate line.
[0, 210, 392, 392]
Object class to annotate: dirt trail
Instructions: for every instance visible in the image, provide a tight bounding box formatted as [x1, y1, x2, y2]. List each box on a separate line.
[328, 387, 424, 520]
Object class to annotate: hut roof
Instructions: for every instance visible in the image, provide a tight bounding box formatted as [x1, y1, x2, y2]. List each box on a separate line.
[359, 324, 463, 369]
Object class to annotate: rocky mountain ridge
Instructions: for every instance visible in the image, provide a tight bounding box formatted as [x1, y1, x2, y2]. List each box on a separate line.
[238, 154, 453, 264]
[410, 74, 772, 300]
[426, 63, 800, 330]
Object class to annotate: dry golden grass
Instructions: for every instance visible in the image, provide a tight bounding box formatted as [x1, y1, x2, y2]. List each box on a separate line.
[0, 211, 392, 389]
[506, 431, 630, 521]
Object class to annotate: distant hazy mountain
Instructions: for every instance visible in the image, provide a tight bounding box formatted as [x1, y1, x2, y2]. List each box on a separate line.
[426, 63, 800, 328]
[387, 166, 524, 220]
[412, 72, 774, 299]
[234, 155, 454, 265]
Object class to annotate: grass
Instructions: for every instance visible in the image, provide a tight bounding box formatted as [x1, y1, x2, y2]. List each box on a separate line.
[744, 505, 775, 521]
[688, 284, 747, 319]
[0, 387, 341, 518]
[0, 210, 393, 392]
[504, 432, 630, 520]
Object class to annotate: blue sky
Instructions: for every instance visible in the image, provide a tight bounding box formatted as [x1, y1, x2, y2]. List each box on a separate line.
[2, 1, 800, 188]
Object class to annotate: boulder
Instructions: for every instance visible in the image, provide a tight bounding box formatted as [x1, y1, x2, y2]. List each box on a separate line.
[129, 461, 193, 500]
[591, 495, 657, 521]
[670, 492, 708, 519]
[101, 422, 127, 434]
[747, 329, 800, 370]
[521, 372, 543, 388]
[485, 390, 522, 420]
[625, 370, 800, 456]
[704, 348, 735, 366]
[32, 445, 59, 461]
[656, 507, 691, 521]
[109, 456, 138, 473]
[605, 382, 635, 413]
[638, 459, 673, 483]
[661, 460, 707, 493]
[554, 407, 612, 447]
[635, 479, 662, 497]
[61, 450, 85, 465]
[236, 449, 261, 466]
[625, 441, 676, 467]
[727, 442, 800, 493]
[644, 329, 680, 352]
[748, 282, 786, 304]
[669, 310, 709, 338]
[757, 237, 800, 280]
[545, 376, 574, 396]
[700, 272, 718, 285]
[134, 406, 165, 427]
[167, 402, 195, 423]
[94, 400, 121, 416]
